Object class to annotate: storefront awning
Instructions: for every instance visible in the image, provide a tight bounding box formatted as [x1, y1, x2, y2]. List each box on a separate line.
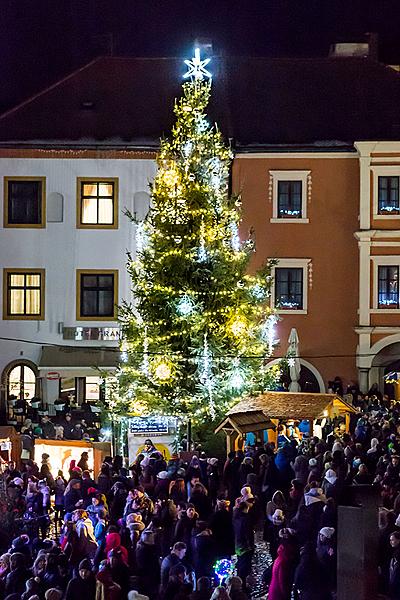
[39, 346, 119, 377]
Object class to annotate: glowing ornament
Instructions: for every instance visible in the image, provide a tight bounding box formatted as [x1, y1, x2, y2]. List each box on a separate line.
[288, 357, 296, 368]
[230, 316, 247, 337]
[154, 361, 172, 382]
[176, 295, 196, 316]
[183, 47, 212, 81]
[197, 243, 208, 263]
[196, 117, 209, 133]
[214, 559, 234, 584]
[230, 371, 245, 390]
[163, 168, 180, 187]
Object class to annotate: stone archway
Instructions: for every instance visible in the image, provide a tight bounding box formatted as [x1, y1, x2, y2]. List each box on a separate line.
[1, 359, 39, 422]
[266, 358, 325, 392]
[371, 342, 400, 397]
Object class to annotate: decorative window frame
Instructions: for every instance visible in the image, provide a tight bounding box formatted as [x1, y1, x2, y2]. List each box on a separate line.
[371, 166, 400, 219]
[76, 269, 119, 321]
[269, 170, 311, 223]
[270, 258, 311, 314]
[76, 177, 119, 229]
[4, 176, 46, 228]
[3, 268, 45, 320]
[371, 255, 400, 313]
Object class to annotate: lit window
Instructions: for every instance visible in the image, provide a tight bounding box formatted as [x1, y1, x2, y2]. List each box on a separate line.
[8, 364, 36, 400]
[275, 267, 304, 310]
[3, 269, 45, 320]
[85, 376, 103, 401]
[4, 177, 46, 227]
[77, 270, 118, 320]
[277, 181, 302, 218]
[378, 265, 399, 308]
[77, 178, 118, 228]
[378, 176, 399, 215]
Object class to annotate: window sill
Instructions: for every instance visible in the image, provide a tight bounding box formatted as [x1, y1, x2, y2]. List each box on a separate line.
[270, 218, 309, 224]
[370, 309, 400, 314]
[275, 309, 308, 315]
[373, 214, 400, 220]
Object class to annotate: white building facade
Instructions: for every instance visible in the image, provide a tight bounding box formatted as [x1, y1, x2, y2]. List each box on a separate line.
[0, 149, 155, 417]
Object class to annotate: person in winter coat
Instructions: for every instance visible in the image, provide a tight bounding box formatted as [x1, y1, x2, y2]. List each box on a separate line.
[226, 575, 249, 600]
[174, 504, 198, 553]
[73, 509, 98, 560]
[291, 454, 309, 486]
[316, 527, 336, 594]
[96, 562, 121, 600]
[190, 483, 212, 520]
[233, 501, 254, 584]
[65, 558, 96, 600]
[389, 531, 400, 599]
[135, 531, 161, 598]
[5, 552, 31, 597]
[104, 531, 128, 565]
[63, 479, 83, 515]
[239, 457, 254, 488]
[192, 525, 216, 579]
[268, 533, 298, 600]
[209, 498, 235, 559]
[290, 487, 326, 545]
[294, 543, 331, 600]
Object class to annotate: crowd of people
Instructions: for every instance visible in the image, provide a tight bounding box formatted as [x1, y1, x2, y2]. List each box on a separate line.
[1, 383, 400, 599]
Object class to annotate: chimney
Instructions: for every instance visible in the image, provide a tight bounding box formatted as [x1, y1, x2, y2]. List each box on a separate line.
[365, 32, 379, 61]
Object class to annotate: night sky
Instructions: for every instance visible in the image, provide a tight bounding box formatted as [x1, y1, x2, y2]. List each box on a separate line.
[1, 0, 400, 113]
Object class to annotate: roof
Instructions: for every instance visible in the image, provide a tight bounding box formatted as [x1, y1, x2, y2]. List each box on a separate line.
[0, 56, 399, 149]
[215, 391, 356, 435]
[228, 391, 357, 420]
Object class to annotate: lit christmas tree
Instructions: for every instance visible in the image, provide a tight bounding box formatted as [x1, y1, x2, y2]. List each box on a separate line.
[117, 49, 279, 422]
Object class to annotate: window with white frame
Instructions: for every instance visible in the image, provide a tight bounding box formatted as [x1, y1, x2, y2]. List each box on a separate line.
[271, 259, 310, 313]
[372, 167, 400, 218]
[269, 170, 310, 223]
[372, 257, 400, 311]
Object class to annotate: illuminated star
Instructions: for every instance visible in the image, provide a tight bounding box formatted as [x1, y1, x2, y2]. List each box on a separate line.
[288, 357, 296, 367]
[184, 47, 212, 81]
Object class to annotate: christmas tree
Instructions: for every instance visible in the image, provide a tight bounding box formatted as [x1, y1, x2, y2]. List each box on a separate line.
[117, 49, 279, 422]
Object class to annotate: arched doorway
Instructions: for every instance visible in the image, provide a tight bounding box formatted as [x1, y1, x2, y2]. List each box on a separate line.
[266, 359, 325, 392]
[1, 359, 39, 421]
[371, 342, 400, 398]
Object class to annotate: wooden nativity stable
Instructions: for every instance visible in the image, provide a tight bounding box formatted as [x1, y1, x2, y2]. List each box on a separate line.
[215, 391, 357, 452]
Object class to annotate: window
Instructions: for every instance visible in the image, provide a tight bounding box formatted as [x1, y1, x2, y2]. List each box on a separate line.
[85, 376, 104, 401]
[378, 176, 399, 215]
[277, 181, 302, 218]
[3, 269, 45, 320]
[4, 177, 46, 227]
[76, 270, 118, 320]
[270, 170, 310, 223]
[8, 364, 36, 400]
[378, 265, 399, 308]
[275, 268, 304, 310]
[77, 178, 118, 228]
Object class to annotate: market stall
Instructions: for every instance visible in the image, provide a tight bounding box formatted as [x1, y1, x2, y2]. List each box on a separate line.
[34, 438, 111, 478]
[0, 426, 21, 466]
[215, 391, 357, 453]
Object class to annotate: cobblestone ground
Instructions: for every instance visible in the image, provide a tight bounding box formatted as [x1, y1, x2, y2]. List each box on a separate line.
[249, 533, 272, 599]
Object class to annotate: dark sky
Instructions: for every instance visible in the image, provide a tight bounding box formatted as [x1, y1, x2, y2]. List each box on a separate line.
[1, 0, 400, 113]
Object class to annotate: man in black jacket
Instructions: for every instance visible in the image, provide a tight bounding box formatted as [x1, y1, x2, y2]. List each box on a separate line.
[233, 501, 254, 584]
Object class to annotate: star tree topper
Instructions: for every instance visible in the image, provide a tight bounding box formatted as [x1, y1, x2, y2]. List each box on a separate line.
[184, 47, 212, 81]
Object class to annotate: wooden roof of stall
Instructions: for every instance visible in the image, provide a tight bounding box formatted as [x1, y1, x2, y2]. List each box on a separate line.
[215, 391, 356, 436]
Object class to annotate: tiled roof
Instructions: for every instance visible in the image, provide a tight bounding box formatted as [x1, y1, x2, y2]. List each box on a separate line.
[228, 391, 351, 420]
[0, 55, 399, 149]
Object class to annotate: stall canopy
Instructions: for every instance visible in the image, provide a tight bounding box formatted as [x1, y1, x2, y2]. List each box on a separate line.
[215, 391, 357, 438]
[39, 346, 119, 377]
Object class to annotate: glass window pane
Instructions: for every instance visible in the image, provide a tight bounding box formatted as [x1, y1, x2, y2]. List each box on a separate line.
[82, 275, 98, 288]
[82, 290, 98, 315]
[82, 197, 98, 223]
[98, 290, 113, 315]
[98, 183, 113, 196]
[10, 274, 25, 287]
[8, 181, 41, 224]
[24, 366, 36, 384]
[8, 366, 21, 397]
[83, 183, 98, 197]
[98, 197, 113, 224]
[98, 275, 113, 288]
[10, 289, 25, 314]
[25, 289, 41, 314]
[25, 274, 40, 287]
[86, 376, 100, 400]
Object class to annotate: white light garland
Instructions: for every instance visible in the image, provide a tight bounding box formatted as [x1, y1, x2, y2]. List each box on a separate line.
[141, 326, 150, 375]
[229, 222, 241, 252]
[261, 315, 278, 354]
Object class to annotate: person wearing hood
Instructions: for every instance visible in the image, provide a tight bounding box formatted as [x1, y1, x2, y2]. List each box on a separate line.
[65, 558, 96, 599]
[174, 503, 198, 551]
[154, 471, 170, 499]
[353, 463, 372, 485]
[239, 457, 254, 488]
[73, 509, 98, 560]
[322, 469, 342, 502]
[105, 530, 129, 565]
[291, 487, 326, 544]
[291, 453, 309, 486]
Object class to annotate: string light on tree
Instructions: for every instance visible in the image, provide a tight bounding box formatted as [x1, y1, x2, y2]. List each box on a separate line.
[229, 222, 241, 252]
